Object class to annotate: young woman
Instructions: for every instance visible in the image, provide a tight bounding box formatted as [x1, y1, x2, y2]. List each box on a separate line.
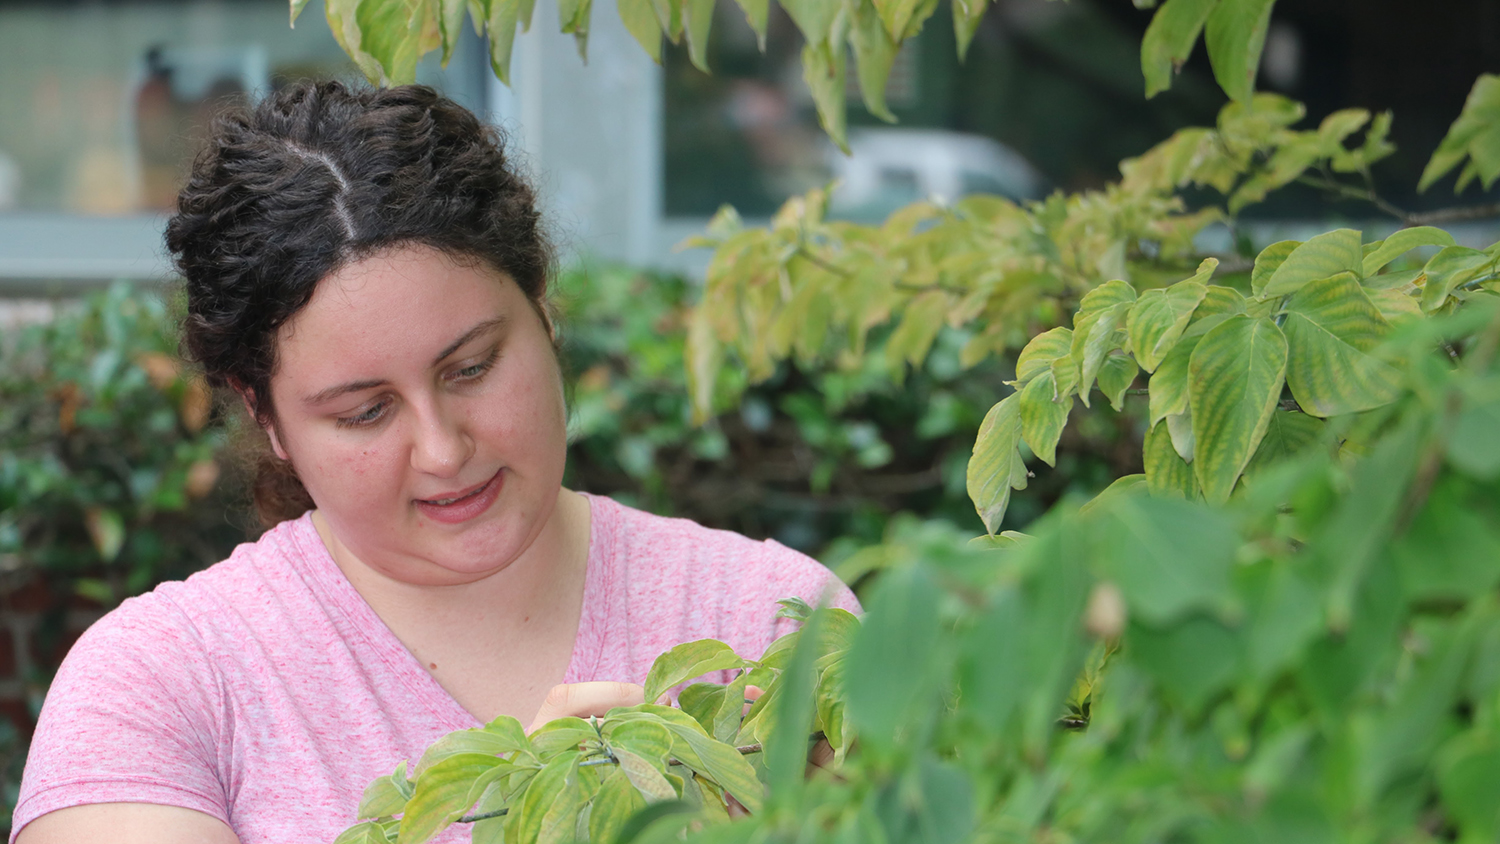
[13, 82, 856, 844]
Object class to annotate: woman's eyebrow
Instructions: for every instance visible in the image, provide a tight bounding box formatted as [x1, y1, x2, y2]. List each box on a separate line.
[301, 316, 510, 406]
[431, 316, 507, 366]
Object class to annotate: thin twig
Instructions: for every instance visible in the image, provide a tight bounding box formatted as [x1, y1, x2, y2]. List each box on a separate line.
[457, 808, 508, 823]
[1404, 203, 1500, 227]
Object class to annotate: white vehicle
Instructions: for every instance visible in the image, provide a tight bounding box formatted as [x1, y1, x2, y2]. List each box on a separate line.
[827, 128, 1048, 221]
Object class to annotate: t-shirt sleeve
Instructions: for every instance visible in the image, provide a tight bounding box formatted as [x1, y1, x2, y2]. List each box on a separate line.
[742, 538, 862, 651]
[11, 594, 229, 841]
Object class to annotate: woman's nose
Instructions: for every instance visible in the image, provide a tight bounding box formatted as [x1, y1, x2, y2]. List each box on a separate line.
[409, 403, 473, 477]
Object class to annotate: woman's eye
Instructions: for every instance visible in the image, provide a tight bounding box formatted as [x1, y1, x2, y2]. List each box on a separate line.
[448, 349, 499, 383]
[335, 400, 389, 429]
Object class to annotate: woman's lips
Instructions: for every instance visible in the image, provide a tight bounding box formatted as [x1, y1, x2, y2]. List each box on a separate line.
[414, 469, 503, 524]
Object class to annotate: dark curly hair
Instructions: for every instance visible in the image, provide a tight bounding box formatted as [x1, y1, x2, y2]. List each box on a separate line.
[166, 80, 552, 529]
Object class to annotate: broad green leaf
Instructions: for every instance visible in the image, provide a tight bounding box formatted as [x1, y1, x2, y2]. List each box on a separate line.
[398, 753, 506, 844]
[1420, 74, 1500, 192]
[676, 683, 726, 734]
[417, 718, 531, 775]
[335, 821, 398, 844]
[614, 705, 766, 813]
[1018, 372, 1071, 467]
[614, 747, 678, 802]
[1281, 272, 1399, 416]
[814, 657, 848, 756]
[1193, 284, 1247, 321]
[803, 37, 849, 154]
[1131, 614, 1240, 712]
[1140, 0, 1219, 99]
[618, 0, 664, 62]
[681, 0, 713, 71]
[1097, 351, 1139, 412]
[529, 717, 595, 754]
[507, 751, 580, 844]
[1251, 240, 1299, 295]
[1421, 245, 1494, 311]
[589, 768, 648, 844]
[783, 0, 840, 48]
[358, 760, 413, 819]
[1188, 315, 1288, 504]
[1361, 226, 1456, 277]
[1014, 327, 1073, 385]
[487, 0, 525, 84]
[642, 640, 749, 705]
[1148, 320, 1220, 427]
[710, 671, 752, 743]
[1071, 280, 1137, 405]
[1144, 420, 1194, 499]
[438, 0, 468, 65]
[1090, 496, 1234, 624]
[1448, 390, 1500, 478]
[1439, 742, 1500, 840]
[1203, 0, 1275, 102]
[967, 394, 1026, 534]
[1258, 229, 1363, 298]
[731, 0, 767, 48]
[1127, 277, 1210, 372]
[849, 0, 899, 122]
[846, 565, 942, 747]
[608, 719, 674, 763]
[952, 0, 989, 61]
[356, 0, 424, 84]
[1245, 409, 1323, 475]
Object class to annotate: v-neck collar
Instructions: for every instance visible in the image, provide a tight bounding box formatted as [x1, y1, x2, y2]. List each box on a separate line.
[278, 494, 612, 729]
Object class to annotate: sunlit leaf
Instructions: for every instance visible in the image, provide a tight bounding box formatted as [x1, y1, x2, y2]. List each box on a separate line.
[643, 640, 749, 706]
[398, 753, 506, 844]
[1143, 420, 1194, 498]
[1257, 229, 1363, 298]
[967, 394, 1026, 534]
[1127, 275, 1210, 372]
[1018, 372, 1071, 467]
[1362, 226, 1456, 277]
[1280, 272, 1399, 416]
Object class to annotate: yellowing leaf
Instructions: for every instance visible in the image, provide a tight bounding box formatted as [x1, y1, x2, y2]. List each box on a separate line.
[1188, 315, 1288, 504]
[358, 761, 413, 819]
[437, 0, 467, 64]
[618, 0, 664, 61]
[1281, 272, 1401, 417]
[1144, 421, 1194, 499]
[1362, 226, 1456, 277]
[1070, 279, 1137, 406]
[1421, 246, 1495, 312]
[1127, 276, 1210, 372]
[1019, 372, 1071, 467]
[968, 394, 1026, 534]
[1097, 351, 1140, 412]
[1014, 327, 1073, 385]
[1140, 0, 1219, 99]
[1245, 409, 1324, 475]
[1257, 229, 1363, 298]
[397, 753, 507, 844]
[487, 0, 525, 84]
[614, 747, 678, 802]
[588, 769, 647, 844]
[507, 751, 580, 844]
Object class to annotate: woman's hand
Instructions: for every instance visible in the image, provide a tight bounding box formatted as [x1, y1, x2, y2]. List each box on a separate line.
[526, 682, 649, 733]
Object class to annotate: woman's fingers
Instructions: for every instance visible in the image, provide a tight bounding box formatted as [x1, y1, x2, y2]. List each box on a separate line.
[528, 681, 645, 733]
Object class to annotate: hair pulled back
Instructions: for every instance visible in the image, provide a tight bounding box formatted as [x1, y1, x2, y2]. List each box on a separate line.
[167, 80, 551, 529]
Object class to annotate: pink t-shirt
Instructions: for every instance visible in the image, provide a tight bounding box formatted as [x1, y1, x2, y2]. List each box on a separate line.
[13, 493, 857, 842]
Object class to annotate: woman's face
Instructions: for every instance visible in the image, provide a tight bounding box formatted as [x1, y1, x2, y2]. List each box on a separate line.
[262, 244, 568, 586]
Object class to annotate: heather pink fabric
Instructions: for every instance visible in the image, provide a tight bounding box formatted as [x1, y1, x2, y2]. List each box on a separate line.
[13, 493, 857, 843]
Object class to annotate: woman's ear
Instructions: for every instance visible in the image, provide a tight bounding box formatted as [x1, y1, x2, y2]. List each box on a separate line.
[236, 386, 291, 462]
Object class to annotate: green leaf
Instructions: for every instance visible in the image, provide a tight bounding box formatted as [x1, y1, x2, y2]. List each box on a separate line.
[1245, 409, 1323, 474]
[1144, 420, 1194, 499]
[335, 821, 398, 844]
[398, 753, 506, 844]
[885, 289, 949, 375]
[608, 719, 675, 763]
[1071, 279, 1137, 405]
[508, 751, 580, 844]
[1018, 372, 1071, 467]
[1127, 277, 1210, 372]
[1439, 742, 1500, 840]
[618, 0, 664, 61]
[529, 718, 595, 755]
[356, 0, 424, 84]
[1448, 390, 1500, 478]
[783, 0, 840, 47]
[873, 0, 922, 42]
[1258, 229, 1364, 298]
[967, 394, 1027, 534]
[615, 706, 766, 813]
[1251, 240, 1299, 295]
[1014, 327, 1073, 385]
[1188, 315, 1288, 504]
[487, 0, 525, 84]
[1361, 226, 1457, 277]
[803, 36, 849, 154]
[1090, 496, 1235, 624]
[642, 640, 749, 706]
[358, 760, 413, 820]
[590, 768, 648, 844]
[1421, 245, 1494, 311]
[417, 718, 531, 775]
[1280, 271, 1399, 417]
[952, 0, 989, 61]
[614, 747, 678, 802]
[1421, 74, 1500, 192]
[849, 0, 899, 122]
[731, 0, 767, 48]
[438, 0, 468, 65]
[1140, 0, 1219, 99]
[1203, 0, 1275, 102]
[846, 565, 942, 748]
[681, 0, 713, 71]
[1096, 351, 1139, 412]
[1130, 614, 1240, 712]
[291, 0, 314, 26]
